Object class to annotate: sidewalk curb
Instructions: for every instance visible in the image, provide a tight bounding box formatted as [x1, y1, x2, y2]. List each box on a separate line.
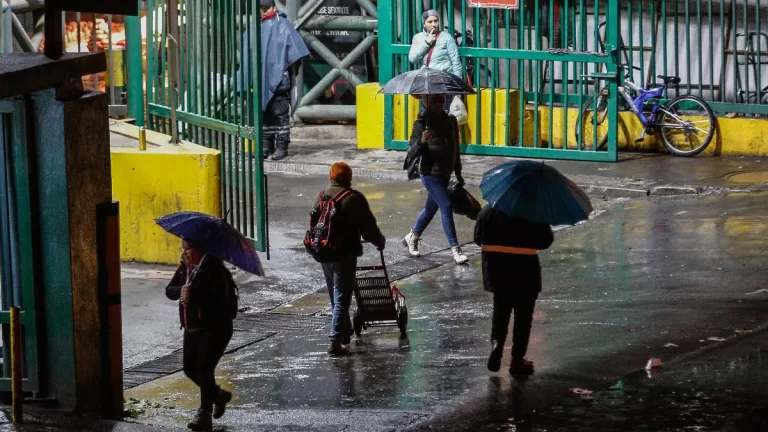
[264, 160, 729, 198]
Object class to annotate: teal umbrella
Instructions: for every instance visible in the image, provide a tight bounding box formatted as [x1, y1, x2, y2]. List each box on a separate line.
[480, 161, 593, 225]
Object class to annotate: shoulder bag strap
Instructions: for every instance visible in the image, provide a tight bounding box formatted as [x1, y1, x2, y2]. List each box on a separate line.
[425, 32, 440, 67]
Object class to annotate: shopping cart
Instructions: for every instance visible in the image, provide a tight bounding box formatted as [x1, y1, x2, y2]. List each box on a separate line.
[352, 243, 408, 337]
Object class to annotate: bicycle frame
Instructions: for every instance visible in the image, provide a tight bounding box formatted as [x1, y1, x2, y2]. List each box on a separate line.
[618, 79, 665, 126]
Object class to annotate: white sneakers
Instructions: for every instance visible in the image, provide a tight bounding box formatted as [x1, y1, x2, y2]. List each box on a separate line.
[402, 231, 421, 257]
[452, 246, 468, 264]
[403, 232, 469, 264]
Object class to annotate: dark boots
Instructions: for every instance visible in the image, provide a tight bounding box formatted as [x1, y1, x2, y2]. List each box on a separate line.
[488, 340, 535, 376]
[263, 135, 275, 159]
[187, 409, 213, 431]
[271, 138, 289, 161]
[328, 340, 348, 356]
[510, 357, 535, 376]
[487, 340, 504, 372]
[264, 92, 291, 161]
[213, 388, 232, 419]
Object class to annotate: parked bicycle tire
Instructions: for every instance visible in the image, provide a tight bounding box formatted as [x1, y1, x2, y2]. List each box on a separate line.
[575, 95, 609, 151]
[658, 95, 716, 157]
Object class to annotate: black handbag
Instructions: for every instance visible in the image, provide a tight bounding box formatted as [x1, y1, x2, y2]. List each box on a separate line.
[403, 143, 421, 181]
[448, 179, 482, 220]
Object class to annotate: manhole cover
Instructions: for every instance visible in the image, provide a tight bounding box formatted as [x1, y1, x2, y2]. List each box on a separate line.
[726, 171, 768, 184]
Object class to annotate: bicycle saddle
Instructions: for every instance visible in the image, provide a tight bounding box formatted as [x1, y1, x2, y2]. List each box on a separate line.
[657, 75, 681, 85]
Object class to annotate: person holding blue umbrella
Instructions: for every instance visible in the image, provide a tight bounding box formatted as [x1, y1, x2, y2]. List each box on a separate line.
[476, 160, 592, 376]
[156, 212, 264, 430]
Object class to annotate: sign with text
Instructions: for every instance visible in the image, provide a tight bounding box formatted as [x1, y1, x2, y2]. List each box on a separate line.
[469, 0, 520, 9]
[303, 0, 369, 105]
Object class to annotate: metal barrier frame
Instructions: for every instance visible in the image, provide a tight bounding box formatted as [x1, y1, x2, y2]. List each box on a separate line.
[379, 0, 622, 161]
[136, 0, 268, 252]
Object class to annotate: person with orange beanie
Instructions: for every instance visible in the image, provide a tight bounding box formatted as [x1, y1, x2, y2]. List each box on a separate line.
[310, 162, 386, 355]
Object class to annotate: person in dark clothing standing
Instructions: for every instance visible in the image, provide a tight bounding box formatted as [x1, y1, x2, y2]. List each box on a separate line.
[312, 162, 386, 356]
[474, 206, 554, 376]
[263, 65, 294, 161]
[166, 240, 237, 431]
[259, 0, 308, 160]
[402, 94, 468, 264]
[241, 0, 309, 160]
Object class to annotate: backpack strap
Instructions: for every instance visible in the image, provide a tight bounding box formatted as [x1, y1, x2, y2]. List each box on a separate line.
[331, 188, 353, 203]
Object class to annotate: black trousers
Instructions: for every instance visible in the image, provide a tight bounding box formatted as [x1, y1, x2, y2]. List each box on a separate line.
[491, 289, 537, 360]
[183, 323, 234, 411]
[263, 93, 291, 154]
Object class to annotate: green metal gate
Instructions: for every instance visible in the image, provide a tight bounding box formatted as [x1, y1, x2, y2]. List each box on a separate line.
[379, 0, 621, 161]
[0, 100, 40, 393]
[138, 0, 268, 251]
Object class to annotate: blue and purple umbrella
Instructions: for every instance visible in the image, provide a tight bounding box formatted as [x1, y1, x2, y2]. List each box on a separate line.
[155, 211, 264, 276]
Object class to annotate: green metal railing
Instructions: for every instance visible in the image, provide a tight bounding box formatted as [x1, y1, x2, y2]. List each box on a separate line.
[139, 0, 268, 252]
[379, 0, 767, 161]
[380, 0, 622, 161]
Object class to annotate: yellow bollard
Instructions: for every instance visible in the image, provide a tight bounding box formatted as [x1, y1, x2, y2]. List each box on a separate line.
[11, 306, 23, 424]
[138, 127, 147, 151]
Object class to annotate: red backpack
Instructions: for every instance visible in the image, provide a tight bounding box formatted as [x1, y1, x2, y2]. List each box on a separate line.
[304, 188, 352, 262]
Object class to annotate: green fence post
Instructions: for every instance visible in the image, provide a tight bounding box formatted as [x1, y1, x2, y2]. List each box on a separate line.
[379, 0, 394, 149]
[606, 0, 620, 161]
[251, 0, 267, 252]
[125, 1, 144, 126]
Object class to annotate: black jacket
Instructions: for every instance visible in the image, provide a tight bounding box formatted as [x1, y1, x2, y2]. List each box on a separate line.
[166, 257, 236, 330]
[311, 181, 386, 258]
[408, 111, 463, 178]
[474, 206, 554, 293]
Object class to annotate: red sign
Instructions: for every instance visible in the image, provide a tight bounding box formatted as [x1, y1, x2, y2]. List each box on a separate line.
[469, 0, 520, 9]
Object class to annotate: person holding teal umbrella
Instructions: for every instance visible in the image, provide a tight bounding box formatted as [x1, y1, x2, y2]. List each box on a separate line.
[476, 161, 592, 376]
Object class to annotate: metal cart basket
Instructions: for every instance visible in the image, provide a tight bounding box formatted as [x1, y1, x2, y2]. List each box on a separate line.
[352, 245, 407, 336]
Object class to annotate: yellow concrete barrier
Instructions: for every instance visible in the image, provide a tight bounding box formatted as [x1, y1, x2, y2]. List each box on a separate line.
[110, 125, 221, 264]
[356, 83, 541, 148]
[356, 83, 385, 149]
[356, 83, 420, 148]
[356, 82, 768, 155]
[539, 107, 768, 156]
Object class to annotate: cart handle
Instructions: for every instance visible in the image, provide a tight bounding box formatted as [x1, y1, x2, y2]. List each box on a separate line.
[360, 240, 389, 282]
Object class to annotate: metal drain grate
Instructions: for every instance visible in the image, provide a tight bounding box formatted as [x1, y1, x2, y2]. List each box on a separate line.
[236, 312, 330, 332]
[123, 330, 276, 389]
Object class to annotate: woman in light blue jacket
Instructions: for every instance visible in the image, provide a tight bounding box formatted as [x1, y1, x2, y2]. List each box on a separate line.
[409, 10, 463, 110]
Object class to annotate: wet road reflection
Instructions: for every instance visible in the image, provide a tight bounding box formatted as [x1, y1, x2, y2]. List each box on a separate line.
[126, 192, 768, 431]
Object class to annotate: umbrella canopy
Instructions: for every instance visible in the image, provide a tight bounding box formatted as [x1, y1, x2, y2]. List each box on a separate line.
[480, 161, 593, 226]
[379, 68, 476, 95]
[155, 211, 264, 276]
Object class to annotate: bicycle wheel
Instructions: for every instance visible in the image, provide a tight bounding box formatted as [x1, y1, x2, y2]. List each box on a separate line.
[575, 94, 609, 151]
[658, 95, 716, 157]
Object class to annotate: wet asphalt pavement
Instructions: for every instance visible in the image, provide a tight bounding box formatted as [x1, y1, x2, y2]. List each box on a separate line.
[120, 173, 484, 368]
[117, 174, 768, 431]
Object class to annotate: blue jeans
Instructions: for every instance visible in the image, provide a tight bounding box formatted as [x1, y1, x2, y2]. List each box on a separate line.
[413, 174, 458, 247]
[321, 257, 357, 341]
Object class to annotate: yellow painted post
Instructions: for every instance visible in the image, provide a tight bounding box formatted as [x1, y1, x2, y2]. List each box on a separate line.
[138, 127, 147, 151]
[356, 83, 385, 149]
[11, 306, 23, 424]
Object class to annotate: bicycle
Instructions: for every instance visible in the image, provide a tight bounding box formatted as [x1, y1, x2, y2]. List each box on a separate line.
[575, 66, 717, 157]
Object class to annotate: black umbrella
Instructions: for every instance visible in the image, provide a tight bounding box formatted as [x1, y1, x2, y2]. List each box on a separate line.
[378, 68, 476, 96]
